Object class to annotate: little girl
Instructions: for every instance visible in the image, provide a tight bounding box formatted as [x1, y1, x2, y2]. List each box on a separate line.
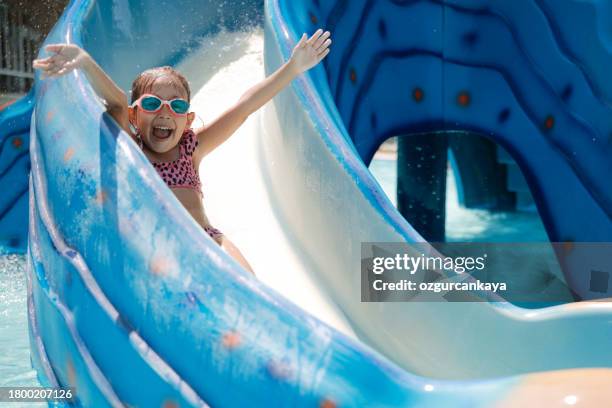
[33, 29, 332, 274]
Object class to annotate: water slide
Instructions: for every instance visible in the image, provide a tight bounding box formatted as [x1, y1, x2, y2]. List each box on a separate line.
[2, 0, 612, 406]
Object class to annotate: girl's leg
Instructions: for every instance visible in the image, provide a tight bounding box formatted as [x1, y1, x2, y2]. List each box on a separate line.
[220, 235, 255, 275]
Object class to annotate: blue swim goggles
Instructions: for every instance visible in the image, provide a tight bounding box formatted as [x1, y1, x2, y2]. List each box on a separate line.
[131, 94, 190, 116]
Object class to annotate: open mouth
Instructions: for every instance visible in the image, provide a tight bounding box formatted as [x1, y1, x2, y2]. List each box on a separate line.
[152, 126, 174, 139]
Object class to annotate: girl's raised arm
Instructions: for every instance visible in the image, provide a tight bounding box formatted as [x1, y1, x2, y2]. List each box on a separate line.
[34, 44, 130, 132]
[194, 29, 331, 160]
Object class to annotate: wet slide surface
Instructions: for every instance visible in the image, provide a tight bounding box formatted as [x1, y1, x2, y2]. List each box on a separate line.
[181, 27, 356, 337]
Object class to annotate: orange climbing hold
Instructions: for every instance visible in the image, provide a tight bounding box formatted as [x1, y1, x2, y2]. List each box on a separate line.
[149, 256, 172, 276]
[320, 398, 337, 408]
[66, 357, 76, 388]
[222, 331, 241, 349]
[349, 68, 357, 83]
[457, 91, 470, 107]
[94, 189, 108, 205]
[310, 13, 318, 24]
[162, 400, 178, 408]
[544, 115, 554, 130]
[12, 137, 23, 148]
[64, 147, 75, 162]
[46, 109, 55, 123]
[413, 87, 424, 102]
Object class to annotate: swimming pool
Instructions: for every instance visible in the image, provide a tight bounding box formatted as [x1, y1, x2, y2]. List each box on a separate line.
[368, 158, 549, 242]
[0, 253, 44, 406]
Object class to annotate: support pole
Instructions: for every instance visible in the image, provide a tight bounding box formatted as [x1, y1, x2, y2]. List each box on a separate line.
[397, 134, 447, 241]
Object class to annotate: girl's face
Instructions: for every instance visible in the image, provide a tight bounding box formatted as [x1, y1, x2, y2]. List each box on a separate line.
[129, 77, 194, 154]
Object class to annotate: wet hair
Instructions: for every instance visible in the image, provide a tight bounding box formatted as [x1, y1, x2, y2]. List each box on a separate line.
[130, 66, 191, 104]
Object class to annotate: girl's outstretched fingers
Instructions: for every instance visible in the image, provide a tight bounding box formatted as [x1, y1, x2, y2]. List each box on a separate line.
[290, 29, 332, 73]
[306, 28, 324, 47]
[33, 44, 86, 79]
[313, 30, 330, 50]
[318, 47, 330, 62]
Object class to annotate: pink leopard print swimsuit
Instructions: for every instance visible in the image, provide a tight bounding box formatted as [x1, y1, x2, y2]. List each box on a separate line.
[138, 129, 223, 244]
[150, 128, 202, 196]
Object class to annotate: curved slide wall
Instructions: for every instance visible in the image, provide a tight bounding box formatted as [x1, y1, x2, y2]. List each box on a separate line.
[2, 0, 612, 406]
[272, 0, 612, 300]
[262, 0, 612, 383]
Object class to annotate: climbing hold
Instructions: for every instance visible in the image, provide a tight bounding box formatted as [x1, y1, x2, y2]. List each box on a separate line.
[457, 91, 470, 107]
[544, 115, 554, 131]
[66, 357, 76, 388]
[12, 137, 23, 148]
[222, 331, 241, 349]
[95, 189, 108, 205]
[310, 12, 318, 24]
[320, 398, 337, 408]
[162, 400, 179, 408]
[45, 109, 55, 123]
[413, 87, 424, 103]
[64, 147, 75, 162]
[349, 68, 357, 83]
[149, 256, 172, 276]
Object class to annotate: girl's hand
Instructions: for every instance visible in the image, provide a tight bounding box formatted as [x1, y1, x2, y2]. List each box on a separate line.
[289, 29, 331, 74]
[33, 44, 90, 79]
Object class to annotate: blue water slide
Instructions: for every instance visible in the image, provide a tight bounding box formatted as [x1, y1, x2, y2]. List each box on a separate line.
[1, 0, 612, 406]
[19, 0, 510, 406]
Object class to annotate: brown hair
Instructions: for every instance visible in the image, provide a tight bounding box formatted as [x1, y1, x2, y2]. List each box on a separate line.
[130, 66, 191, 103]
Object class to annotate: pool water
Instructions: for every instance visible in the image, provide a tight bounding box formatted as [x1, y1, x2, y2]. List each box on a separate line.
[0, 253, 45, 405]
[368, 158, 549, 242]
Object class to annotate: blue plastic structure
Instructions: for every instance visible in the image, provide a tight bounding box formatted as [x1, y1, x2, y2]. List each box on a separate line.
[1, 0, 612, 406]
[272, 0, 612, 299]
[0, 91, 33, 253]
